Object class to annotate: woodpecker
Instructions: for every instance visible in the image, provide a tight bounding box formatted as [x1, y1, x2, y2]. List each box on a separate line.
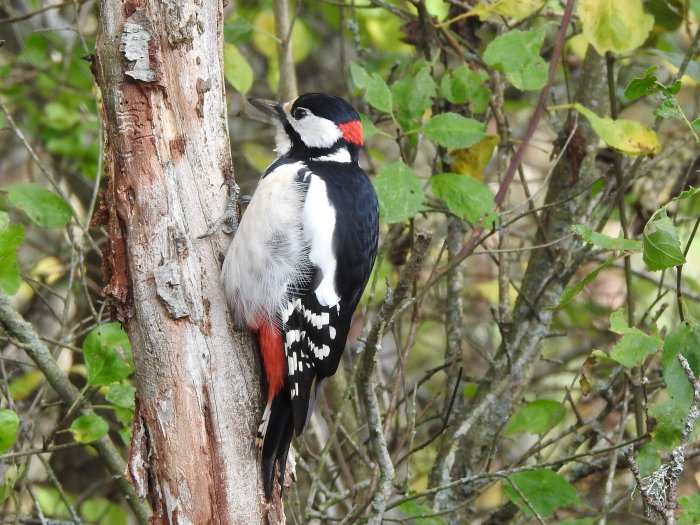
[221, 93, 379, 499]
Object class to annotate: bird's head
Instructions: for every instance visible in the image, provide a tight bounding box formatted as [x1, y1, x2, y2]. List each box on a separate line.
[248, 93, 363, 163]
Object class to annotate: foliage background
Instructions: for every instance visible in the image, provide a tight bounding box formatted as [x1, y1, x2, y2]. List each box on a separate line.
[1, 0, 700, 523]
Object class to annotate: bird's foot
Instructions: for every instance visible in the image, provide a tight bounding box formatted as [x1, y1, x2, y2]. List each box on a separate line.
[198, 178, 244, 238]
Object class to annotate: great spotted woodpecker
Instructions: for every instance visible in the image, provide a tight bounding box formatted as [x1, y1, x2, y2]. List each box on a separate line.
[221, 93, 379, 499]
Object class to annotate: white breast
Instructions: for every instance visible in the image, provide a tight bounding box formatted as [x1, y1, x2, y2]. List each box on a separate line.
[221, 161, 311, 328]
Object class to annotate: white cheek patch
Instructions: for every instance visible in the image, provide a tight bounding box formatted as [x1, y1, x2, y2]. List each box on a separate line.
[290, 114, 342, 149]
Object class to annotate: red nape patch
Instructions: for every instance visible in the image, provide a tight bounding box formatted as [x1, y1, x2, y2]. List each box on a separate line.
[258, 319, 286, 401]
[338, 120, 363, 146]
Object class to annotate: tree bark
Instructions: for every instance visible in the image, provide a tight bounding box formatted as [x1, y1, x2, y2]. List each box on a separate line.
[93, 1, 280, 523]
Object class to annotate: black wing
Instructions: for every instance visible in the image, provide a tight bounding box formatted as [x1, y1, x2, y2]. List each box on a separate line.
[282, 161, 379, 436]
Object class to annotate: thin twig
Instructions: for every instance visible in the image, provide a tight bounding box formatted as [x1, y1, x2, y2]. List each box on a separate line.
[356, 231, 432, 524]
[493, 0, 576, 206]
[0, 292, 151, 525]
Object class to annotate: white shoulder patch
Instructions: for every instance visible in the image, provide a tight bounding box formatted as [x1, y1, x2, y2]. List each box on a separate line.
[303, 175, 340, 307]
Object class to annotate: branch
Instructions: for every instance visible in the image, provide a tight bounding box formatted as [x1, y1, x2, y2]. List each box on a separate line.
[356, 231, 432, 523]
[0, 292, 152, 525]
[493, 0, 576, 206]
[627, 354, 700, 524]
[0, 1, 75, 25]
[274, 0, 298, 100]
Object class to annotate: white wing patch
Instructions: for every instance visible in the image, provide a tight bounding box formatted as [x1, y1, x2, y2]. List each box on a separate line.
[303, 175, 339, 307]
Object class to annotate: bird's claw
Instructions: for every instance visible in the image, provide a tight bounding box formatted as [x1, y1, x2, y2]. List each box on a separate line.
[198, 178, 242, 239]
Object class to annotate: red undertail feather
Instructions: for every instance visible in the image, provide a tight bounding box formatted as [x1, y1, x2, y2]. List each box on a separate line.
[258, 318, 285, 401]
[338, 120, 363, 146]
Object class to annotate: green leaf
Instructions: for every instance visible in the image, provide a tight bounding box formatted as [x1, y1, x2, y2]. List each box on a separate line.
[35, 486, 69, 516]
[106, 384, 136, 409]
[624, 66, 661, 101]
[422, 113, 485, 149]
[224, 19, 253, 44]
[440, 65, 491, 113]
[564, 103, 660, 156]
[502, 470, 581, 517]
[82, 323, 134, 386]
[223, 43, 254, 95]
[483, 29, 547, 91]
[654, 98, 684, 120]
[373, 161, 424, 223]
[0, 216, 24, 295]
[392, 67, 436, 131]
[118, 425, 132, 446]
[607, 310, 662, 368]
[69, 415, 109, 443]
[554, 255, 617, 309]
[610, 330, 662, 368]
[430, 173, 496, 226]
[636, 443, 661, 477]
[608, 309, 629, 334]
[647, 0, 685, 31]
[506, 400, 565, 435]
[672, 187, 700, 202]
[80, 496, 129, 525]
[643, 209, 685, 271]
[571, 224, 642, 252]
[44, 102, 81, 130]
[350, 62, 393, 114]
[114, 406, 134, 428]
[5, 183, 72, 228]
[691, 118, 700, 135]
[578, 0, 654, 54]
[359, 113, 379, 140]
[0, 409, 20, 454]
[658, 322, 700, 441]
[649, 399, 688, 449]
[398, 499, 447, 525]
[679, 493, 700, 525]
[661, 80, 682, 97]
[0, 464, 19, 503]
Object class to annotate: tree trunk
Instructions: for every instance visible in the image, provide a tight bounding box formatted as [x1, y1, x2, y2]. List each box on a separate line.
[93, 1, 281, 523]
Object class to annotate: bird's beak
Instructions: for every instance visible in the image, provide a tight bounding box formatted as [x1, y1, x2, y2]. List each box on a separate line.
[248, 97, 286, 122]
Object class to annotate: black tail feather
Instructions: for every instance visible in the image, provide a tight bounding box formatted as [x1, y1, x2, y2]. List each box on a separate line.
[262, 391, 295, 500]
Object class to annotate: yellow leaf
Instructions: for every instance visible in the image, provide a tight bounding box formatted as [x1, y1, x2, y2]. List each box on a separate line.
[31, 256, 67, 285]
[252, 11, 313, 63]
[472, 0, 545, 21]
[450, 135, 499, 180]
[578, 0, 654, 54]
[560, 103, 660, 156]
[9, 370, 43, 401]
[565, 33, 589, 62]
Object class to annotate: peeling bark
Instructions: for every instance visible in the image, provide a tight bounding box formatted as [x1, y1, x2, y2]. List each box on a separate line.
[94, 1, 277, 523]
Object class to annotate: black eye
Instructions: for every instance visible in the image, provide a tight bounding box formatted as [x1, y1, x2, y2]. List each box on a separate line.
[292, 107, 308, 120]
